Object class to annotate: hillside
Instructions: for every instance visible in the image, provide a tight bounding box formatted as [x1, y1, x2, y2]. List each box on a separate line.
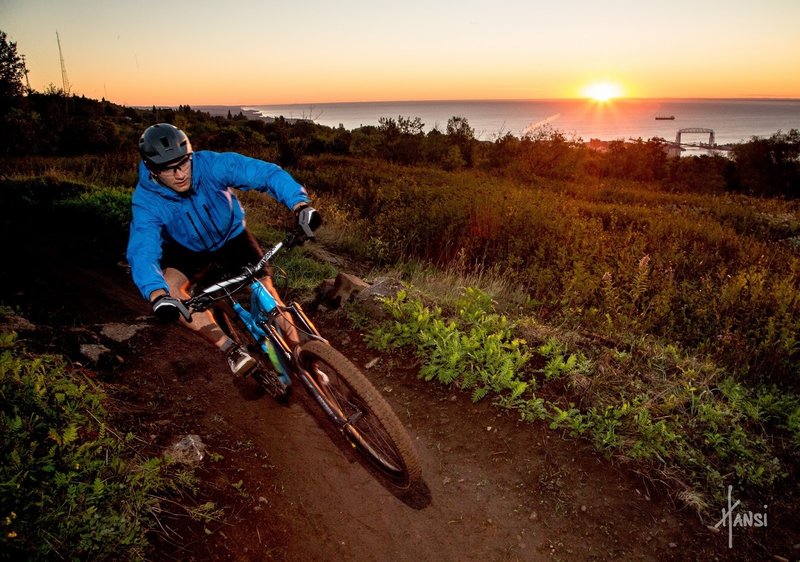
[0, 87, 798, 559]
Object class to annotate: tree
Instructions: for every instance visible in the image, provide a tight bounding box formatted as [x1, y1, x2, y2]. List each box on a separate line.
[446, 116, 476, 166]
[0, 30, 27, 107]
[729, 129, 800, 197]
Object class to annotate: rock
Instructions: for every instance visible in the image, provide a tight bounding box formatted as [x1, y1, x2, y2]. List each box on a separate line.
[165, 434, 206, 465]
[330, 273, 369, 305]
[80, 343, 111, 363]
[355, 276, 404, 320]
[100, 322, 148, 342]
[0, 313, 36, 331]
[313, 273, 370, 310]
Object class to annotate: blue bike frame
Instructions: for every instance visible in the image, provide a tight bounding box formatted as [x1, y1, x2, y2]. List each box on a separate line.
[188, 234, 325, 389]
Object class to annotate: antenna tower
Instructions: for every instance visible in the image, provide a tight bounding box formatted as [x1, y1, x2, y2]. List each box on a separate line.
[56, 31, 70, 94]
[20, 55, 31, 92]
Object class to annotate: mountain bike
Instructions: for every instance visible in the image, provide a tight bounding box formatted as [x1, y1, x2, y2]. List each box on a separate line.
[174, 229, 422, 490]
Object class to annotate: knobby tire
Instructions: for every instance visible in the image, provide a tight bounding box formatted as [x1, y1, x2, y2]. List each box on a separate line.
[298, 339, 422, 489]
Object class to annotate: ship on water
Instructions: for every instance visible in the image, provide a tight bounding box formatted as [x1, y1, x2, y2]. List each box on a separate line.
[655, 114, 676, 120]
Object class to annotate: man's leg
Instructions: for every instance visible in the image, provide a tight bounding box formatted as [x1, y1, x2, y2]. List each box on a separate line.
[259, 274, 301, 348]
[163, 267, 256, 376]
[163, 267, 231, 349]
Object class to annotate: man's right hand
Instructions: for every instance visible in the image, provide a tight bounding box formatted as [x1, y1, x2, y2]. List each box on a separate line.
[152, 294, 181, 322]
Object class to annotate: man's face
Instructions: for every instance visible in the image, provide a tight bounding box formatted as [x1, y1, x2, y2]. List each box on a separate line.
[155, 154, 192, 193]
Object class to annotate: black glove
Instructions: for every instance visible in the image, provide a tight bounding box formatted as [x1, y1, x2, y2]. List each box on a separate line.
[295, 203, 322, 237]
[152, 294, 181, 323]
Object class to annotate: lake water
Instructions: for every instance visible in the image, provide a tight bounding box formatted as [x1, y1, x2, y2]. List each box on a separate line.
[244, 99, 800, 145]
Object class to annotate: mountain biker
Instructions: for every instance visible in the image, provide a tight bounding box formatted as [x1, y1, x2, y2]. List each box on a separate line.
[126, 123, 321, 376]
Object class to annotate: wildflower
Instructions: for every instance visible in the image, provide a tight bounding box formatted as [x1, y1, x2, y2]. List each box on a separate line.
[7, 531, 17, 539]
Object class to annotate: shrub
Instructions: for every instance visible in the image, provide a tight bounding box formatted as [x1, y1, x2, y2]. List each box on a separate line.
[0, 333, 183, 561]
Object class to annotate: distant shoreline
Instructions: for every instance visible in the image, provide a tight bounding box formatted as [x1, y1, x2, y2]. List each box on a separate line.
[195, 106, 271, 121]
[194, 105, 314, 125]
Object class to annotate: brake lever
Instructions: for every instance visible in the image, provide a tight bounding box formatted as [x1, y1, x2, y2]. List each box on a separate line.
[176, 300, 193, 322]
[284, 228, 311, 249]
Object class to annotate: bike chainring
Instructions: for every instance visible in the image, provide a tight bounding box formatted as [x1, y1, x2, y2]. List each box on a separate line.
[253, 368, 289, 400]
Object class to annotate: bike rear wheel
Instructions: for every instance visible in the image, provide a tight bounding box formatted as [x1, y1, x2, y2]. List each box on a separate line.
[298, 339, 421, 489]
[213, 307, 289, 400]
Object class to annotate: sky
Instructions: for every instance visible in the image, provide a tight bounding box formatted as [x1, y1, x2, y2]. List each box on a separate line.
[2, 0, 799, 106]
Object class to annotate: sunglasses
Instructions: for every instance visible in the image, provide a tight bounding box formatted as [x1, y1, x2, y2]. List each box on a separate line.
[156, 154, 192, 176]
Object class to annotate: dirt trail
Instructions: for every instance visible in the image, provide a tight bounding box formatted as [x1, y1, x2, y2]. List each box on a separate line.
[5, 252, 755, 562]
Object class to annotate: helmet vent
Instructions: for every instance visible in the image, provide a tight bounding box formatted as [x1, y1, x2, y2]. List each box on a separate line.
[159, 136, 170, 148]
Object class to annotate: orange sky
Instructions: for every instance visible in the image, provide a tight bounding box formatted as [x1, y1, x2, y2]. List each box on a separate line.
[2, 0, 799, 105]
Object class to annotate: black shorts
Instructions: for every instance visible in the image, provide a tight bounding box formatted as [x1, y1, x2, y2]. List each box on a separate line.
[161, 229, 268, 286]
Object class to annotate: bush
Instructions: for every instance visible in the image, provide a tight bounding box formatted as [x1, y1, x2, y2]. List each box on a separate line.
[729, 129, 800, 197]
[0, 333, 178, 561]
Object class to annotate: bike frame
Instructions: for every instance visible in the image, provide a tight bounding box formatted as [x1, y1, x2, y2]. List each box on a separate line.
[185, 232, 326, 390]
[181, 232, 423, 488]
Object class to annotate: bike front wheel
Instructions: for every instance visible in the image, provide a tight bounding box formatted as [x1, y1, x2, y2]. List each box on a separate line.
[297, 340, 421, 489]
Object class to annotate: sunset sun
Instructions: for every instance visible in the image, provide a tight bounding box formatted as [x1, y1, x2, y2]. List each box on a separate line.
[583, 82, 624, 102]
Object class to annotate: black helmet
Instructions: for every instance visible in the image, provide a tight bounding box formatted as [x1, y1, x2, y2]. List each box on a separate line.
[139, 123, 192, 168]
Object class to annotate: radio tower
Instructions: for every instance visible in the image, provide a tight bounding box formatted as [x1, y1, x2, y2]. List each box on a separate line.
[56, 31, 70, 94]
[20, 55, 31, 93]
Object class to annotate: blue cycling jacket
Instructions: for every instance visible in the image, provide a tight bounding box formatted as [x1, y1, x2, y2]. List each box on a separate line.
[126, 150, 310, 300]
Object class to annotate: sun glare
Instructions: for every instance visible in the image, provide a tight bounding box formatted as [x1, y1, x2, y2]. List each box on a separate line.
[583, 82, 623, 102]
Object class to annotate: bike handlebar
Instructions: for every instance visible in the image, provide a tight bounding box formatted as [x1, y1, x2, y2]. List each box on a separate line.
[183, 227, 312, 313]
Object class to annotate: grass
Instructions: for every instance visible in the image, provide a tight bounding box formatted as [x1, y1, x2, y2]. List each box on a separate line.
[300, 156, 800, 390]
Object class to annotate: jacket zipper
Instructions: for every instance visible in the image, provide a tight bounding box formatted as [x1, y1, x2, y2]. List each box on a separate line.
[203, 204, 225, 239]
[185, 212, 211, 250]
[189, 199, 218, 248]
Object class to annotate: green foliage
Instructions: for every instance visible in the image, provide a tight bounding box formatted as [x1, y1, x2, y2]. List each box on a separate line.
[57, 187, 133, 231]
[537, 337, 591, 381]
[0, 178, 133, 266]
[271, 246, 338, 293]
[0, 333, 182, 561]
[369, 287, 531, 402]
[306, 157, 800, 387]
[367, 282, 800, 513]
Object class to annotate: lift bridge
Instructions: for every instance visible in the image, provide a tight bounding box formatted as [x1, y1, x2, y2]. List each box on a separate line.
[675, 128, 715, 147]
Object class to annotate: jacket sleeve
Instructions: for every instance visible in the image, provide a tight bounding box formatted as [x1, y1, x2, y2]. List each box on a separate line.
[211, 152, 310, 210]
[126, 194, 169, 301]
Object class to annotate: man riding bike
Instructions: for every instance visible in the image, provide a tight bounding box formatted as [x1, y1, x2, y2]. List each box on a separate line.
[126, 123, 321, 376]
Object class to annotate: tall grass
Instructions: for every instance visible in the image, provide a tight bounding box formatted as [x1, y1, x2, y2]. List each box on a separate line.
[299, 156, 800, 388]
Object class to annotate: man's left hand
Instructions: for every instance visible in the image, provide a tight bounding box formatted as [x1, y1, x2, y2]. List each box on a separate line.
[295, 203, 322, 237]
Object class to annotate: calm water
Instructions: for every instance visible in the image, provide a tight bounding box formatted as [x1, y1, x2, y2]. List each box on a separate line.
[245, 99, 800, 145]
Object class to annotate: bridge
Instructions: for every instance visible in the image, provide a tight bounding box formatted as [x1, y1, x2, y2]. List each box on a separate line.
[676, 128, 715, 146]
